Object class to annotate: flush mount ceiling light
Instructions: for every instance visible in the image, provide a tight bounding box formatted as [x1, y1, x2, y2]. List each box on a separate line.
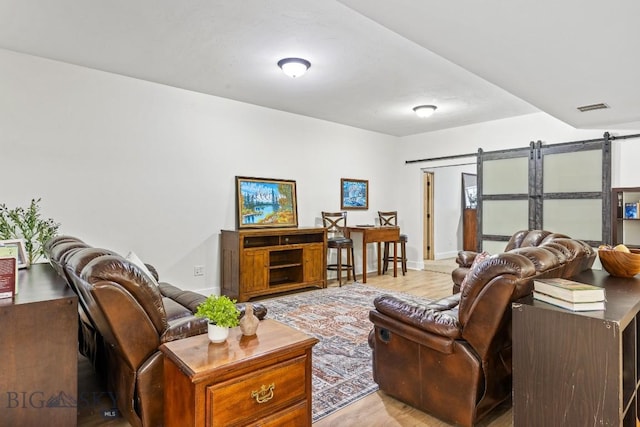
[277, 57, 311, 78]
[413, 105, 437, 118]
[577, 103, 609, 112]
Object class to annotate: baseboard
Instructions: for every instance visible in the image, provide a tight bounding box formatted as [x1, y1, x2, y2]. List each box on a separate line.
[408, 260, 422, 271]
[435, 251, 458, 260]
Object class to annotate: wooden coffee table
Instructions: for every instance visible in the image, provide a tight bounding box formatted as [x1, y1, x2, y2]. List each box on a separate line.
[161, 319, 318, 427]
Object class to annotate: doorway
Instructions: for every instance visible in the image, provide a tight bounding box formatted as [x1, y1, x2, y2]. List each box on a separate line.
[462, 173, 478, 251]
[423, 172, 434, 260]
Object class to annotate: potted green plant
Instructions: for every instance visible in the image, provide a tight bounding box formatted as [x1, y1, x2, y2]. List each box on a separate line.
[0, 198, 60, 266]
[195, 295, 240, 343]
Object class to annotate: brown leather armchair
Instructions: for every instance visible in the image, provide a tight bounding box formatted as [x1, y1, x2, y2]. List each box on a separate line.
[451, 230, 570, 293]
[369, 232, 595, 426]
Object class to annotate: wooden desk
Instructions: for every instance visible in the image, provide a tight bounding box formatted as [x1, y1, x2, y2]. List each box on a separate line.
[513, 269, 640, 426]
[0, 263, 78, 426]
[161, 319, 318, 427]
[346, 226, 400, 283]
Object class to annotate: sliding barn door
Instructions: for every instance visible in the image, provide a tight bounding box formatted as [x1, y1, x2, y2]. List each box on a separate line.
[534, 140, 609, 246]
[477, 138, 611, 251]
[478, 146, 532, 254]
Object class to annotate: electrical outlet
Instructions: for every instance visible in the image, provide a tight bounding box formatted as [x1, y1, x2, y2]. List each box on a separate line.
[193, 265, 205, 276]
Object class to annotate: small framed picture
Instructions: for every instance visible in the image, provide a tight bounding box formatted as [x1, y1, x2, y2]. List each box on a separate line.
[0, 239, 28, 269]
[341, 178, 369, 210]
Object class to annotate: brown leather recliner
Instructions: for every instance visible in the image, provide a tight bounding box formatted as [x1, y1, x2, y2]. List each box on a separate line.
[78, 254, 208, 427]
[44, 236, 101, 366]
[368, 232, 595, 426]
[451, 230, 571, 293]
[45, 236, 267, 427]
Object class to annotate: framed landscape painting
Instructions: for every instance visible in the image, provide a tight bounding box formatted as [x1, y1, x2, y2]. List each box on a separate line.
[236, 176, 298, 229]
[341, 178, 368, 210]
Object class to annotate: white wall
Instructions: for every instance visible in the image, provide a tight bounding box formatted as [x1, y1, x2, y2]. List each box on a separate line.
[0, 49, 398, 295]
[426, 163, 477, 259]
[397, 113, 640, 266]
[3, 48, 640, 290]
[614, 139, 640, 188]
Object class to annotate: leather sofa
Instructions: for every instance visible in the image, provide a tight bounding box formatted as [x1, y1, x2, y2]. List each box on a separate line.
[368, 230, 596, 427]
[44, 235, 266, 427]
[451, 230, 573, 293]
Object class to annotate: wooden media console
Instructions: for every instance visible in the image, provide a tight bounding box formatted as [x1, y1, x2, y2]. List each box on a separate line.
[220, 227, 327, 302]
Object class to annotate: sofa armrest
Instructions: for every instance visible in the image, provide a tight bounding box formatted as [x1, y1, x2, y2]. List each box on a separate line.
[373, 294, 462, 339]
[237, 303, 268, 320]
[451, 267, 469, 291]
[158, 282, 268, 320]
[161, 316, 208, 343]
[369, 309, 455, 354]
[456, 251, 479, 267]
[158, 282, 207, 313]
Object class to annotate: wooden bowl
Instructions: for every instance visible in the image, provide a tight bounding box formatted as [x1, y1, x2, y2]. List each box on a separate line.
[598, 249, 640, 278]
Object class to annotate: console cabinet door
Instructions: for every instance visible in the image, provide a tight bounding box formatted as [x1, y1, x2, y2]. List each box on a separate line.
[241, 249, 269, 292]
[303, 244, 324, 283]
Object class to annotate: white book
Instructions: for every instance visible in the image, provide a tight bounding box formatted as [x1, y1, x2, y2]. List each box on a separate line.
[533, 291, 605, 312]
[533, 278, 605, 303]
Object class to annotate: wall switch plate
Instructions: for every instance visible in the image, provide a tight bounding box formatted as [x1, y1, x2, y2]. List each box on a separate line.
[193, 265, 204, 276]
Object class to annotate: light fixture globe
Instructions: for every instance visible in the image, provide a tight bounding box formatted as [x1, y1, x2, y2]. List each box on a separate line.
[277, 57, 311, 78]
[413, 105, 437, 118]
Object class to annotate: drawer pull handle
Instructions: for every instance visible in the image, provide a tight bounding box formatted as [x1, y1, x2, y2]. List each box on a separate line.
[251, 383, 275, 403]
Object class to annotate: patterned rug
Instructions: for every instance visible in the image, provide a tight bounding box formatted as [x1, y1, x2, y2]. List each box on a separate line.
[262, 284, 407, 422]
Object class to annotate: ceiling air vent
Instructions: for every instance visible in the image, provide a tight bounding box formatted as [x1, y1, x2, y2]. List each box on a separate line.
[577, 103, 609, 112]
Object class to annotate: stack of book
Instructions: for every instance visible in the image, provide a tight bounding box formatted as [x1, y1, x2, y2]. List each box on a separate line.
[533, 278, 605, 311]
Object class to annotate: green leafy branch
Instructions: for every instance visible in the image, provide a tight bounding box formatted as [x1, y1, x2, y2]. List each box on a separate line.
[0, 198, 60, 265]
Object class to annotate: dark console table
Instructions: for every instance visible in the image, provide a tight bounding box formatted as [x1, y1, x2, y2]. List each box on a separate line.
[513, 269, 640, 426]
[0, 263, 78, 426]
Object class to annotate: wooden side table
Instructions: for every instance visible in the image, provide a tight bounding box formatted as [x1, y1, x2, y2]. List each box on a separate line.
[161, 319, 318, 427]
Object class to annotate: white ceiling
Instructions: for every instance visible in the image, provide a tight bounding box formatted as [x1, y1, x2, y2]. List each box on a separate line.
[0, 0, 638, 137]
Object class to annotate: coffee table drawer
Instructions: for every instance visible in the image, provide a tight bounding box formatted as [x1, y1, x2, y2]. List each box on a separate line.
[207, 355, 307, 426]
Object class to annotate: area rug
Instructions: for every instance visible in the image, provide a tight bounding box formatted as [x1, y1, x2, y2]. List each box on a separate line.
[262, 284, 410, 422]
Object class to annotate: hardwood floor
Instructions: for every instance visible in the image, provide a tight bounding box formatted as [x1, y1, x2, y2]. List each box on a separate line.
[77, 268, 513, 426]
[315, 268, 513, 427]
[77, 355, 129, 427]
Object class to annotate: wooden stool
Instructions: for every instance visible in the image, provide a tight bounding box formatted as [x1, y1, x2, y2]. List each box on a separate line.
[383, 233, 408, 275]
[322, 211, 356, 286]
[378, 211, 408, 276]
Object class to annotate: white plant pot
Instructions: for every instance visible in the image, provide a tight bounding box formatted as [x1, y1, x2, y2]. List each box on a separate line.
[207, 323, 230, 343]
